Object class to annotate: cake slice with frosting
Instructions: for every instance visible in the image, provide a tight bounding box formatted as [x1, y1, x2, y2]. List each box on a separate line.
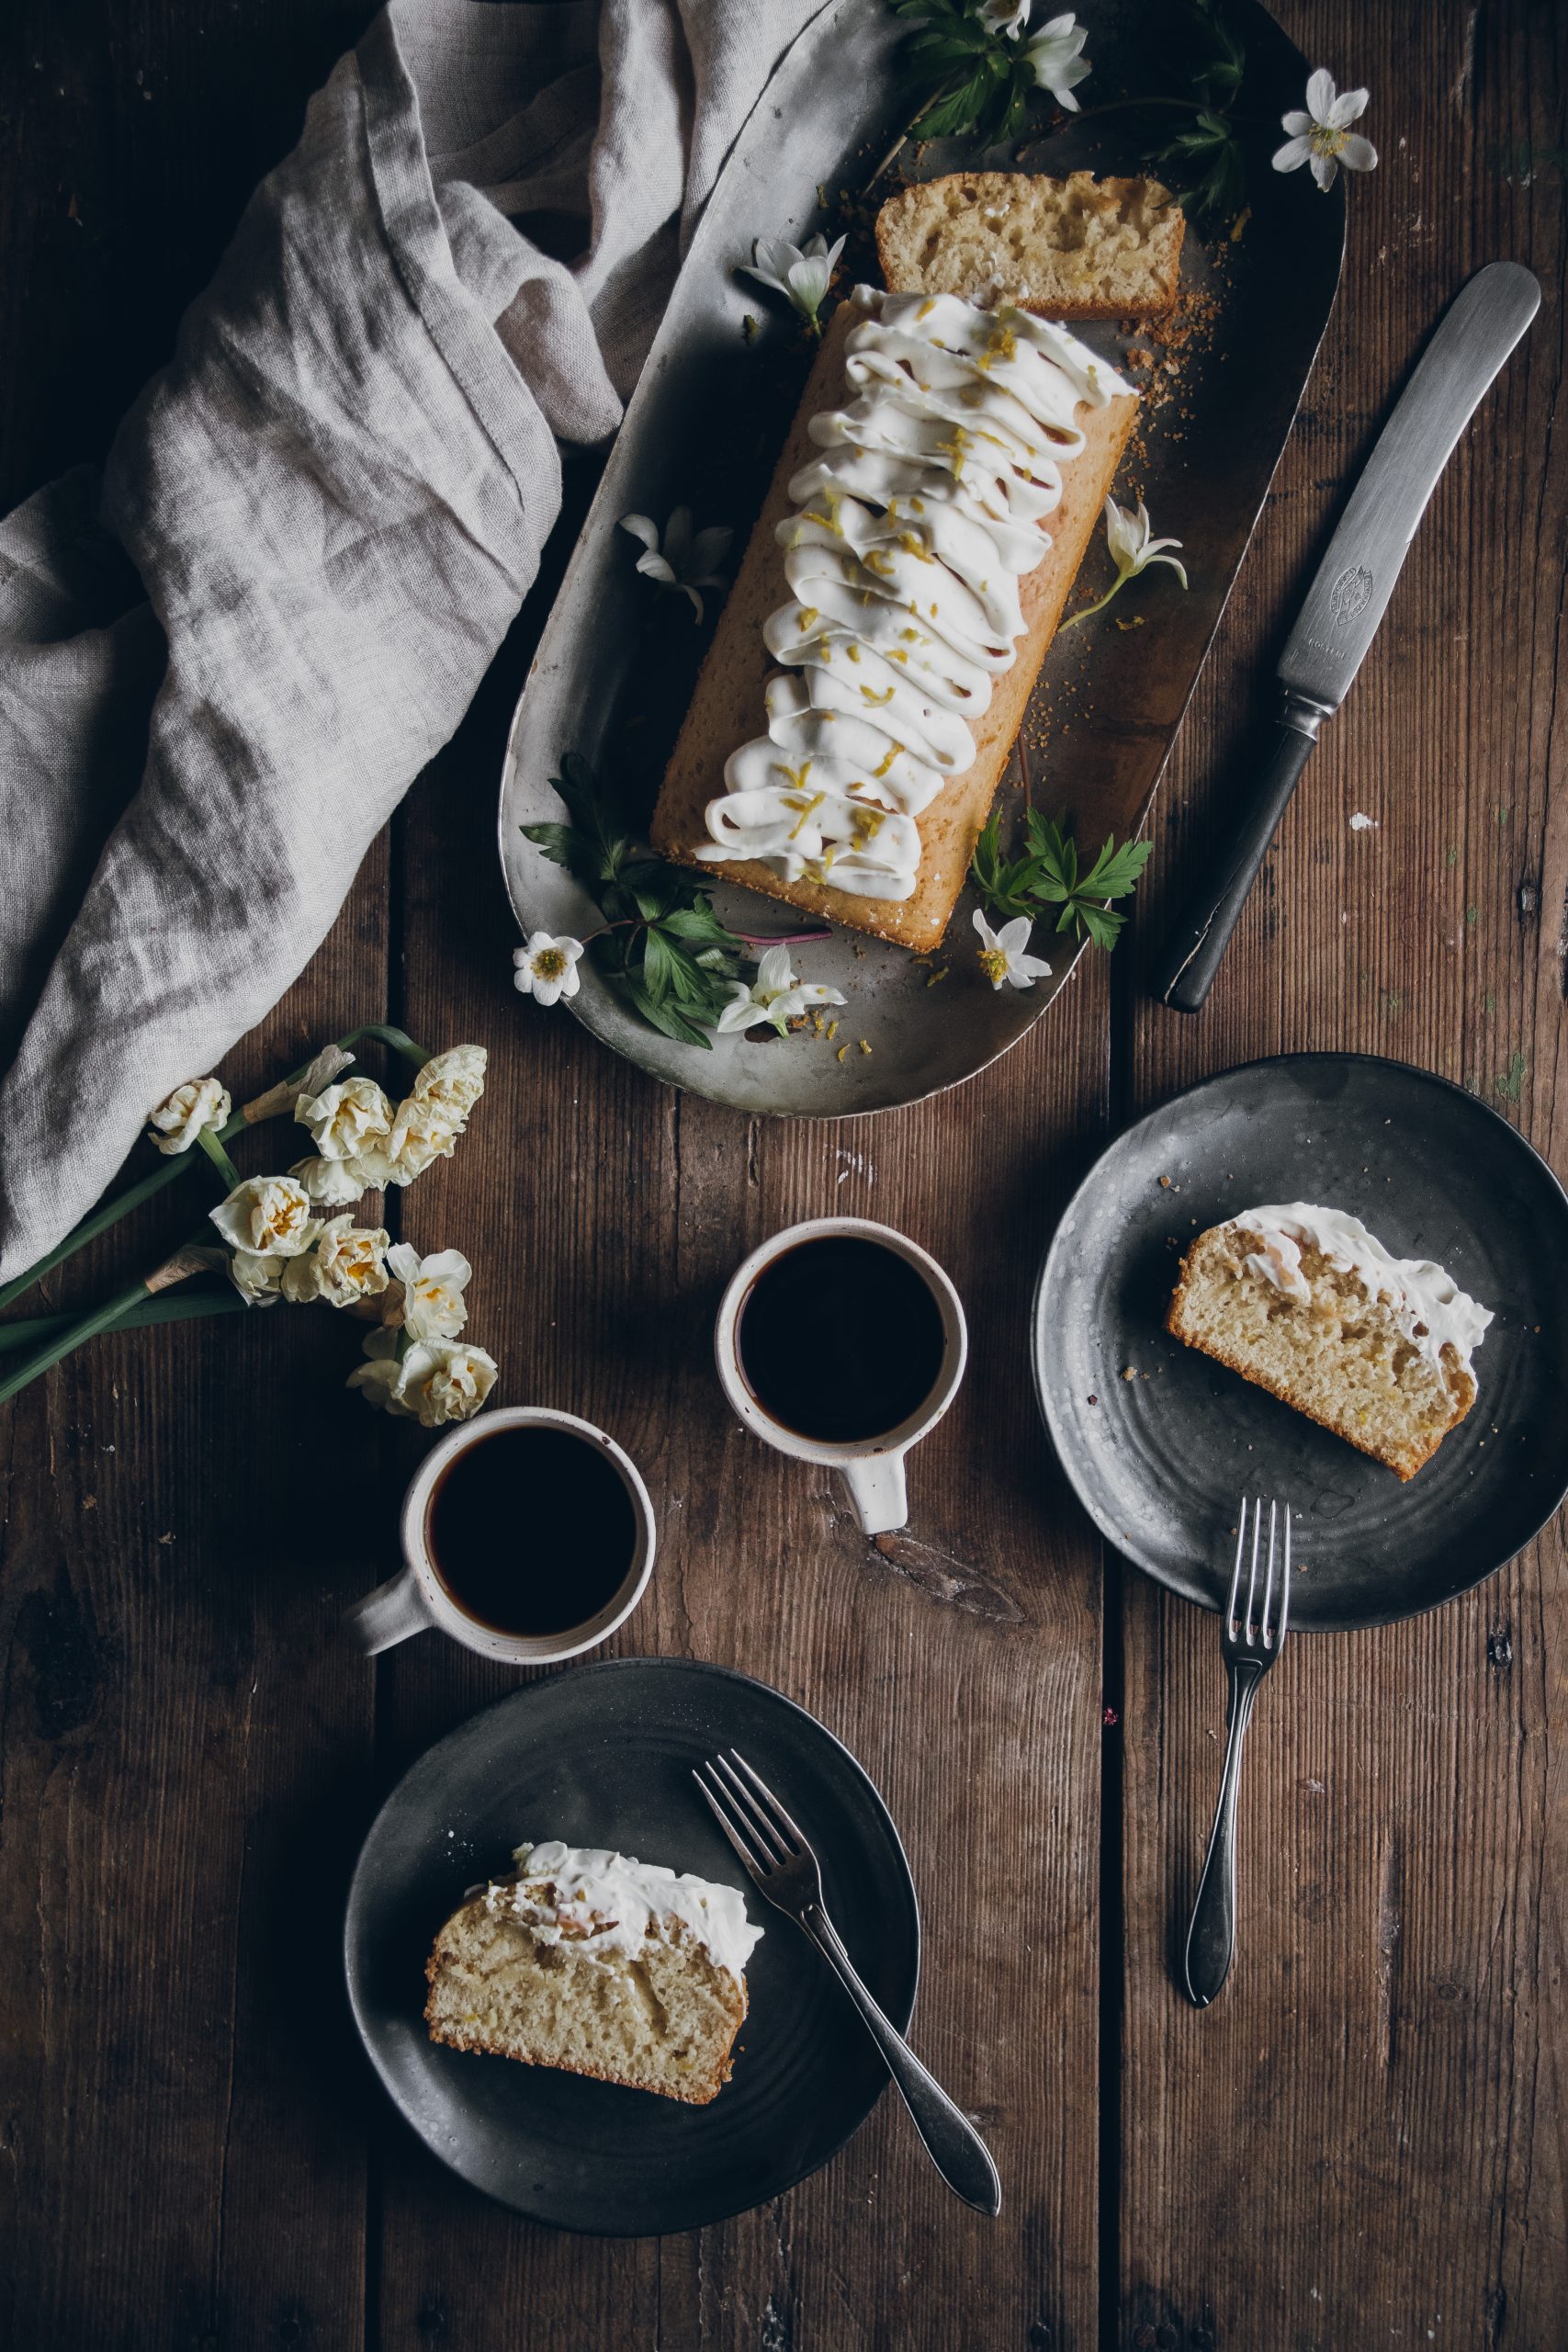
[1167, 1204, 1494, 1479]
[424, 1839, 763, 2104]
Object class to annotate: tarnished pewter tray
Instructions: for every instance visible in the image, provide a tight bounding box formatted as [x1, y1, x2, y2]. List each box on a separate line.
[498, 0, 1344, 1116]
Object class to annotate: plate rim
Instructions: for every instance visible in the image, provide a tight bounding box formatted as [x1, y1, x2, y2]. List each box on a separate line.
[1031, 1048, 1568, 1631]
[494, 0, 1344, 1123]
[342, 1652, 923, 2234]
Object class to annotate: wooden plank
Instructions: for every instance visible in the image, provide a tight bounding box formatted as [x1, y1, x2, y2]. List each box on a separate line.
[0, 4, 382, 2346]
[372, 672, 1115, 2344]
[1116, 0, 1568, 2342]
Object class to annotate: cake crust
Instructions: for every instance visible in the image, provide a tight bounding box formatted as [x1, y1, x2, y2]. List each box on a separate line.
[1167, 1221, 1479, 1481]
[649, 304, 1137, 948]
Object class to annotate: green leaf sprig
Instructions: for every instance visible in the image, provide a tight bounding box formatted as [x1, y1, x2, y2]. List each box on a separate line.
[1150, 0, 1248, 225]
[971, 809, 1153, 952]
[522, 752, 748, 1049]
[890, 0, 1037, 143]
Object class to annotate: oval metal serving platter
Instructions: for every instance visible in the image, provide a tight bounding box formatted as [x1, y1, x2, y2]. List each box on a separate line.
[498, 0, 1344, 1116]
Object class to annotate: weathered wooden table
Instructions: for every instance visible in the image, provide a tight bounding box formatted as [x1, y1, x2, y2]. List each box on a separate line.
[2, 3, 1563, 2345]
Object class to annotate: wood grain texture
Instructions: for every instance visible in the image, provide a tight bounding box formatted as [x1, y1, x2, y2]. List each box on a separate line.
[0, 0, 1563, 2346]
[1117, 3, 1567, 2346]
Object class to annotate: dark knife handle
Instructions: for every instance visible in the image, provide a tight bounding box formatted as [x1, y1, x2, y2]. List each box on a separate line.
[1152, 701, 1325, 1013]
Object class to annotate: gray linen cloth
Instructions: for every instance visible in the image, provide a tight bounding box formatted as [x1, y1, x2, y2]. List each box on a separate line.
[0, 0, 818, 1280]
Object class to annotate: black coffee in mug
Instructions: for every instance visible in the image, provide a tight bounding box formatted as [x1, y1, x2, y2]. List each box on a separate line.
[736, 1234, 947, 1445]
[425, 1426, 637, 1637]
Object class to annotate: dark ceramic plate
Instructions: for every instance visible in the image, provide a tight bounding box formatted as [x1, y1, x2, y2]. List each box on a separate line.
[1032, 1055, 1568, 1630]
[500, 0, 1344, 1116]
[344, 1657, 919, 2233]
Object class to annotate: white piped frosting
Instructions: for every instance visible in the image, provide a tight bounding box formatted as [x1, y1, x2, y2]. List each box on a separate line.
[1233, 1204, 1494, 1373]
[696, 288, 1134, 899]
[483, 1840, 763, 1984]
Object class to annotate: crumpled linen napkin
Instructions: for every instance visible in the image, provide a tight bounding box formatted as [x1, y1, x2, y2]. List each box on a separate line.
[0, 0, 818, 1282]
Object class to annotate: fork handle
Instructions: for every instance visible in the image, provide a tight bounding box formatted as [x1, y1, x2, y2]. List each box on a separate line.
[1182, 1660, 1261, 2008]
[805, 1908, 1002, 2215]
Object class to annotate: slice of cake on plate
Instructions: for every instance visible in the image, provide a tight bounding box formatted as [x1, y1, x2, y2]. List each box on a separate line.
[1167, 1203, 1493, 1479]
[425, 1838, 763, 2104]
[876, 171, 1185, 319]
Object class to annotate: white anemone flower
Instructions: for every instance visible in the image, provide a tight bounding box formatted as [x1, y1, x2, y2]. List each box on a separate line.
[973, 909, 1054, 991]
[619, 509, 733, 623]
[741, 232, 846, 336]
[1025, 12, 1091, 110]
[980, 0, 1031, 36]
[715, 944, 847, 1038]
[1064, 495, 1188, 628]
[513, 931, 585, 1007]
[385, 1243, 472, 1343]
[1273, 69, 1377, 192]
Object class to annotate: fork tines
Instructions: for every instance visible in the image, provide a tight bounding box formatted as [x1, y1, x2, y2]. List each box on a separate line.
[1226, 1496, 1292, 1650]
[693, 1749, 807, 1883]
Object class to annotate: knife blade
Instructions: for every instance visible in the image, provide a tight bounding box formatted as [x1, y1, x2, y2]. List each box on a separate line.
[1154, 260, 1540, 1014]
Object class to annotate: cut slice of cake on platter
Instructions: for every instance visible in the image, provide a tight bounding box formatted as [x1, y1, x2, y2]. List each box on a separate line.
[424, 1839, 763, 2104]
[1167, 1204, 1494, 1480]
[875, 171, 1185, 319]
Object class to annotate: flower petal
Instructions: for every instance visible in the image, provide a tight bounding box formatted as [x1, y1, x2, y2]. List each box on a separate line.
[997, 916, 1034, 956]
[1309, 151, 1338, 190]
[1339, 133, 1378, 172]
[1304, 67, 1337, 123]
[756, 944, 796, 997]
[972, 907, 1001, 953]
[1279, 109, 1313, 137]
[1327, 85, 1369, 127]
[1272, 134, 1313, 173]
[688, 526, 733, 573]
[1146, 551, 1190, 588]
[618, 514, 659, 552]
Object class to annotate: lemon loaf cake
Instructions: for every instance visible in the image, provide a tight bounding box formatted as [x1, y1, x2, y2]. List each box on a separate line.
[649, 288, 1136, 948]
[1167, 1204, 1494, 1480]
[876, 172, 1185, 320]
[424, 1839, 763, 2104]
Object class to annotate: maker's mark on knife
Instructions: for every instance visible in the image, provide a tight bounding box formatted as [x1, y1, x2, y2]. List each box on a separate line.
[1154, 260, 1540, 1018]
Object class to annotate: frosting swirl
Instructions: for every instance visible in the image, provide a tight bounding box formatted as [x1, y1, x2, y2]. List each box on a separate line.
[483, 1839, 763, 1984]
[1233, 1204, 1494, 1374]
[697, 288, 1133, 899]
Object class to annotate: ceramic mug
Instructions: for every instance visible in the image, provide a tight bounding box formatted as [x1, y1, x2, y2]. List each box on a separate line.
[342, 1405, 655, 1663]
[714, 1216, 968, 1537]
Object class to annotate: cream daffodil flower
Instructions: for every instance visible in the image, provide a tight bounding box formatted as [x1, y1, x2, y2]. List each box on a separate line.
[289, 1154, 367, 1209]
[294, 1074, 394, 1162]
[973, 908, 1054, 991]
[740, 232, 846, 337]
[147, 1076, 231, 1157]
[513, 932, 585, 1007]
[619, 510, 733, 624]
[281, 1215, 390, 1307]
[407, 1045, 487, 1126]
[209, 1174, 318, 1258]
[348, 1329, 498, 1426]
[1273, 69, 1377, 192]
[385, 1243, 471, 1342]
[1025, 12, 1091, 109]
[228, 1250, 284, 1305]
[715, 944, 847, 1038]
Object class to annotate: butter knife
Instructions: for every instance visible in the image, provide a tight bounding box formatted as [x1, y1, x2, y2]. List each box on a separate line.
[1154, 260, 1540, 1014]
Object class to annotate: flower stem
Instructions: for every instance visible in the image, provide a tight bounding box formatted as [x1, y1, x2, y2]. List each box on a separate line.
[196, 1125, 242, 1192]
[1059, 569, 1132, 629]
[0, 1286, 247, 1357]
[0, 1274, 172, 1406]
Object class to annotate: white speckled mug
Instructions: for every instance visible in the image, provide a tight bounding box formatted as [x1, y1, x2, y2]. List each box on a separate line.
[714, 1216, 968, 1536]
[342, 1407, 655, 1664]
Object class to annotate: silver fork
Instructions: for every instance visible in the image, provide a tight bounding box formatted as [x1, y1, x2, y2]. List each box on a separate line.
[1182, 1497, 1293, 2009]
[694, 1749, 1002, 2215]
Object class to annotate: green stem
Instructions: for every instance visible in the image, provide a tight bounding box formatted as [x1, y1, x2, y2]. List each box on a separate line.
[0, 1023, 431, 1314]
[1059, 569, 1133, 629]
[0, 1287, 248, 1357]
[197, 1125, 242, 1193]
[0, 1275, 166, 1406]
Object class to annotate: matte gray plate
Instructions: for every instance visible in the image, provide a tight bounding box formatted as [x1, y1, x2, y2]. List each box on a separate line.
[498, 0, 1343, 1116]
[344, 1657, 919, 2233]
[1032, 1055, 1568, 1630]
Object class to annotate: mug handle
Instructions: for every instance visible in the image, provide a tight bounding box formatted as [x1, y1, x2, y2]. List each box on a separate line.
[838, 1452, 908, 1536]
[343, 1565, 431, 1656]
